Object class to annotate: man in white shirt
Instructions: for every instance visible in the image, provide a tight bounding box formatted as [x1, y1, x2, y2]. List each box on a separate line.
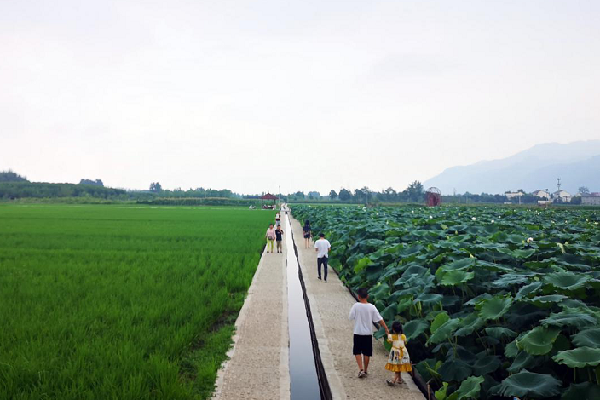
[349, 287, 389, 378]
[314, 233, 331, 281]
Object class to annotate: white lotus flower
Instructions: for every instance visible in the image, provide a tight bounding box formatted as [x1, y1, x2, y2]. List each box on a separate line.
[527, 237, 534, 243]
[429, 215, 433, 219]
[491, 220, 494, 223]
[472, 217, 476, 221]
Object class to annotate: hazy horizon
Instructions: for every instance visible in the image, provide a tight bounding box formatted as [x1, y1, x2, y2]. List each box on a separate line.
[2, 1, 599, 194]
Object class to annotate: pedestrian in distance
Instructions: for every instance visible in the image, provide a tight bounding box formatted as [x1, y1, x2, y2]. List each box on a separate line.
[303, 220, 311, 248]
[349, 287, 389, 379]
[275, 225, 284, 253]
[266, 224, 276, 253]
[275, 212, 281, 227]
[385, 321, 412, 386]
[314, 233, 331, 281]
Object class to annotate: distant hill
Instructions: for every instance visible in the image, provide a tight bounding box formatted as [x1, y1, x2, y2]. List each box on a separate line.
[424, 140, 600, 195]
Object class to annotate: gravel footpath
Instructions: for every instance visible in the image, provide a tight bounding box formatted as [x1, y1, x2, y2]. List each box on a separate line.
[212, 214, 290, 400]
[291, 217, 425, 400]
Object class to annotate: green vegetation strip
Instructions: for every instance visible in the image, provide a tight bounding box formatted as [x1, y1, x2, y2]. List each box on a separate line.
[0, 204, 273, 400]
[293, 205, 600, 400]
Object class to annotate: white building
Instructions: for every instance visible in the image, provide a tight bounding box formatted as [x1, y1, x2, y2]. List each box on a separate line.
[532, 189, 551, 199]
[552, 190, 572, 203]
[505, 190, 525, 200]
[581, 194, 600, 206]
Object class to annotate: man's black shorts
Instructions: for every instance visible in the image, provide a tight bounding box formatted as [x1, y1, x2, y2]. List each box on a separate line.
[353, 334, 373, 356]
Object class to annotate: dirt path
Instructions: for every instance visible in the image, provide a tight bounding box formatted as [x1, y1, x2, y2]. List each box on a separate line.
[212, 214, 290, 400]
[290, 216, 425, 400]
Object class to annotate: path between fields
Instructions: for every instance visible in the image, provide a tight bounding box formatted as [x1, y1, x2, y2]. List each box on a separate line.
[213, 214, 290, 400]
[290, 216, 425, 400]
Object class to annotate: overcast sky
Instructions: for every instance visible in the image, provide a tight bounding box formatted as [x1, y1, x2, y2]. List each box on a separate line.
[1, 0, 599, 194]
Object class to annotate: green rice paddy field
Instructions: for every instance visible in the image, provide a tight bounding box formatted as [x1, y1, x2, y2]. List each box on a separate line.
[0, 204, 273, 400]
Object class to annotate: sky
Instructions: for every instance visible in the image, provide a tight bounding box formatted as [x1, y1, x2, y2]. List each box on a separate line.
[1, 0, 599, 195]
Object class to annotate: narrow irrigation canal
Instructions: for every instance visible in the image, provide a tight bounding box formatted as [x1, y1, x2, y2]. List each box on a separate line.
[284, 215, 321, 400]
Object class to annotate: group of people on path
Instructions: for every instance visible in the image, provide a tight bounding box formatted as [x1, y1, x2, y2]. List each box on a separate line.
[265, 211, 284, 253]
[285, 215, 412, 387]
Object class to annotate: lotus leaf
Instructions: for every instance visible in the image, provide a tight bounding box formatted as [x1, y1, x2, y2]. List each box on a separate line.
[428, 319, 461, 344]
[542, 309, 597, 329]
[572, 328, 600, 347]
[464, 293, 492, 306]
[404, 319, 429, 340]
[508, 351, 536, 373]
[455, 313, 485, 337]
[545, 271, 591, 291]
[491, 370, 561, 398]
[441, 270, 475, 286]
[505, 340, 519, 358]
[439, 358, 472, 382]
[430, 312, 450, 334]
[528, 294, 569, 304]
[561, 382, 600, 400]
[435, 382, 449, 400]
[491, 274, 529, 288]
[484, 327, 517, 340]
[518, 326, 560, 355]
[478, 295, 512, 320]
[441, 258, 476, 272]
[414, 293, 443, 306]
[515, 281, 543, 299]
[472, 354, 501, 375]
[553, 347, 600, 368]
[447, 375, 485, 400]
[513, 248, 536, 259]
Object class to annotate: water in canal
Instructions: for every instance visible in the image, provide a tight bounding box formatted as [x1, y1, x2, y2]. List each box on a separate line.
[285, 215, 321, 400]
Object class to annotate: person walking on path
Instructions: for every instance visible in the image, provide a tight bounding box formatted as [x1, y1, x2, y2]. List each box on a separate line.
[314, 233, 331, 281]
[275, 225, 284, 253]
[275, 212, 281, 227]
[266, 224, 276, 253]
[303, 220, 311, 248]
[385, 321, 412, 386]
[349, 287, 389, 378]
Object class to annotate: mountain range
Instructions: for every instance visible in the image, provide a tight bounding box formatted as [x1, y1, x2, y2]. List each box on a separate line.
[423, 140, 600, 195]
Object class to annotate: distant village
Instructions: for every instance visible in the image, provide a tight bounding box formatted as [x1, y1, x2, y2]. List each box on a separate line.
[505, 179, 600, 206]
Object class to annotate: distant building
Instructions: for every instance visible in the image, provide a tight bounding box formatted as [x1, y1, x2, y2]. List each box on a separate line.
[532, 189, 551, 199]
[505, 190, 525, 200]
[552, 190, 572, 203]
[581, 194, 600, 206]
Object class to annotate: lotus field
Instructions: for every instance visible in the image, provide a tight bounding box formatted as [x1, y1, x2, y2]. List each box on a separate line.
[0, 205, 272, 400]
[293, 205, 600, 400]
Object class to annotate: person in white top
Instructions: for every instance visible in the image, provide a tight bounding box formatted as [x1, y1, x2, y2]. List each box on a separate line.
[314, 233, 331, 281]
[349, 287, 389, 378]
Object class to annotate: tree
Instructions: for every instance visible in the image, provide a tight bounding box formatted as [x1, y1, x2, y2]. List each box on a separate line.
[79, 179, 104, 186]
[338, 188, 352, 201]
[329, 190, 337, 200]
[295, 191, 305, 199]
[0, 170, 29, 182]
[149, 182, 162, 192]
[579, 186, 590, 195]
[406, 180, 424, 202]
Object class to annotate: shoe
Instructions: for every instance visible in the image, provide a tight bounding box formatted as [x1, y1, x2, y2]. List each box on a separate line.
[358, 370, 366, 378]
[318, 276, 322, 280]
[386, 380, 395, 386]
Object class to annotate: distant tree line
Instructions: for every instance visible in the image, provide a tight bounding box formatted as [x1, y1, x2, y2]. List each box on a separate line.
[0, 182, 126, 200]
[287, 181, 426, 204]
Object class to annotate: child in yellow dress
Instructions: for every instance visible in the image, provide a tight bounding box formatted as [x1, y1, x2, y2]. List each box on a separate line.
[385, 321, 412, 386]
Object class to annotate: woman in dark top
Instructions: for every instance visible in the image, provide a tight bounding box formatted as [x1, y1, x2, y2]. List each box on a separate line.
[275, 225, 284, 253]
[303, 220, 311, 249]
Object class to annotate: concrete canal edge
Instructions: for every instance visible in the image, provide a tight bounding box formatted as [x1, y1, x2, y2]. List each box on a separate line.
[212, 214, 290, 400]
